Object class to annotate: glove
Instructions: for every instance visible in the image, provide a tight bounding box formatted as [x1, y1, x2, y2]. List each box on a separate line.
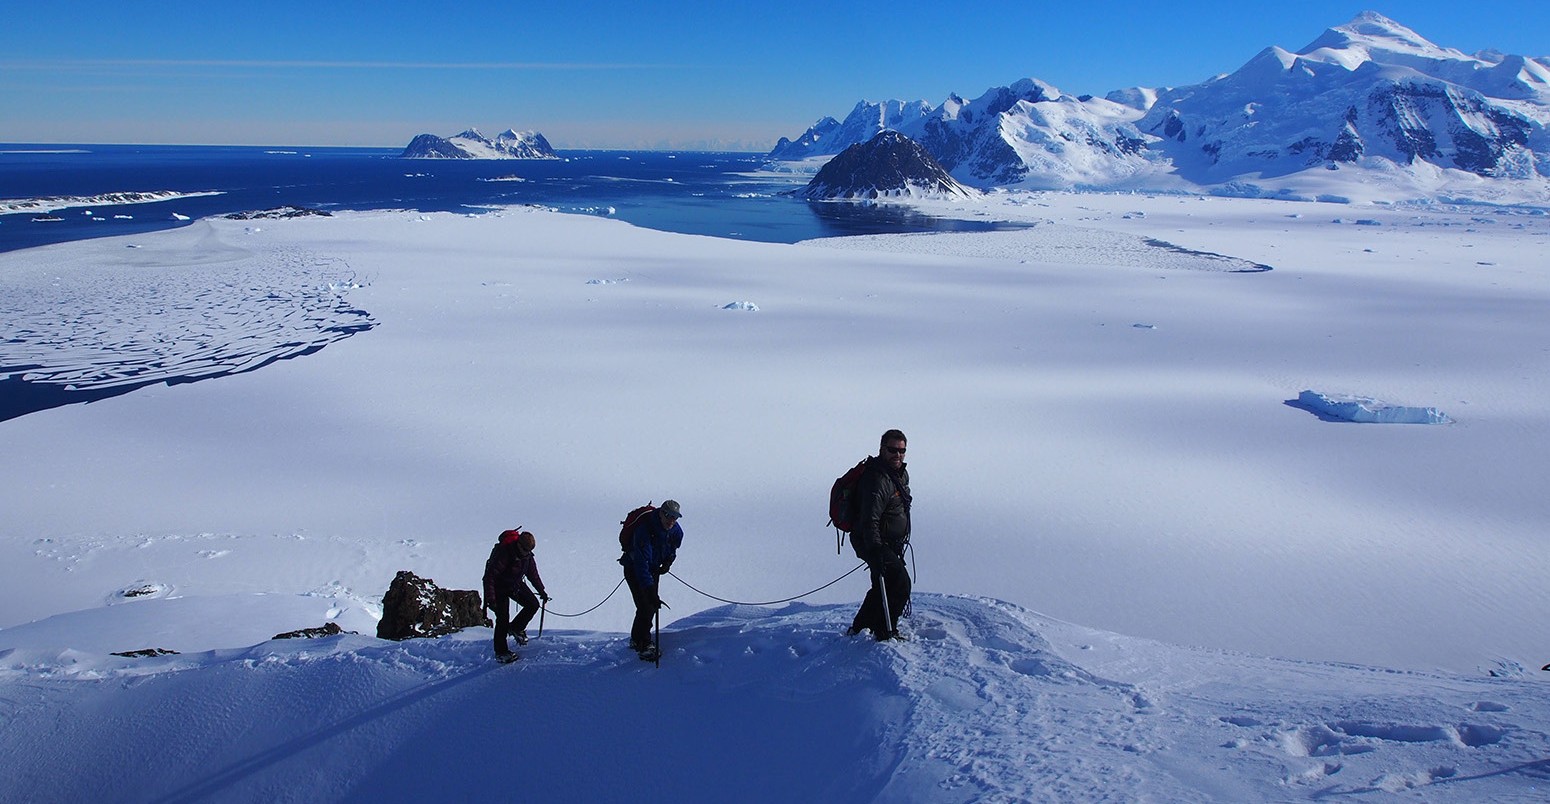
[654, 562, 671, 576]
[539, 591, 551, 603]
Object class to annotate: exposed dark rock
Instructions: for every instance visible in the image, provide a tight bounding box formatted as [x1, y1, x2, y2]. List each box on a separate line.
[400, 133, 470, 159]
[273, 622, 355, 640]
[376, 570, 489, 640]
[794, 131, 975, 200]
[111, 648, 179, 658]
[224, 206, 334, 220]
[1327, 123, 1364, 162]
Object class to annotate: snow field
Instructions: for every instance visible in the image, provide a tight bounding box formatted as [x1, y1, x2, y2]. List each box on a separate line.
[2, 193, 1549, 799]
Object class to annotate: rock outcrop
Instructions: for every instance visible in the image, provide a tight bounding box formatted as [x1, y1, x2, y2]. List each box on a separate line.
[794, 131, 976, 200]
[274, 623, 353, 640]
[376, 570, 489, 640]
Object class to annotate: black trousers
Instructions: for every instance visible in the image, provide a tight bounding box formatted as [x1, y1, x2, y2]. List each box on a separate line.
[852, 557, 910, 636]
[624, 571, 658, 649]
[492, 584, 540, 654]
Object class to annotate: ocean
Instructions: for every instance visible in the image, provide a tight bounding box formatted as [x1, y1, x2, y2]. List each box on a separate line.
[0, 144, 1021, 254]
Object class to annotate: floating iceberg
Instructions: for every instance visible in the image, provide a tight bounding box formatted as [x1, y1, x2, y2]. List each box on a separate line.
[1296, 390, 1453, 424]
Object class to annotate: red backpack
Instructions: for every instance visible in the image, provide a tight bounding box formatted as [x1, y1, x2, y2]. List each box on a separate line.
[828, 459, 868, 553]
[619, 503, 656, 552]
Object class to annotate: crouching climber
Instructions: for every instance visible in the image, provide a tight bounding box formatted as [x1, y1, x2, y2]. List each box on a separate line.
[483, 528, 550, 663]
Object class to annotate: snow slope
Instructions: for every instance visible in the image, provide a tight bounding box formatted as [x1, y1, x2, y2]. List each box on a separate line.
[2, 193, 1550, 799]
[4, 595, 1546, 802]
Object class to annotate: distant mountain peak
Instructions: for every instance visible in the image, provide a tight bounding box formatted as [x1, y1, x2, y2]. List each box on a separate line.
[1300, 10, 1465, 63]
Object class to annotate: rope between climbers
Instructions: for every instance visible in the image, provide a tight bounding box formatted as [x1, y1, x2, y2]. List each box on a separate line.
[542, 577, 627, 618]
[666, 563, 867, 607]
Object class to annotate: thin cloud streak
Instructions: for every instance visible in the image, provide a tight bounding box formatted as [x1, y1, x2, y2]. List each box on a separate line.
[2, 59, 664, 71]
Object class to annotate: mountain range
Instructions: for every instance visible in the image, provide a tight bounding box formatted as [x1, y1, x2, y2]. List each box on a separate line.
[771, 12, 1550, 203]
[401, 128, 559, 160]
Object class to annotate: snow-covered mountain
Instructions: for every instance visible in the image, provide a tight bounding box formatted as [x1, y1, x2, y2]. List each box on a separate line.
[770, 99, 933, 160]
[1141, 12, 1550, 187]
[401, 127, 559, 159]
[793, 130, 976, 200]
[771, 12, 1550, 202]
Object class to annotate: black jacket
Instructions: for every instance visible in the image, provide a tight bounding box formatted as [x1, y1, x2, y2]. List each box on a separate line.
[853, 456, 911, 562]
[483, 541, 545, 602]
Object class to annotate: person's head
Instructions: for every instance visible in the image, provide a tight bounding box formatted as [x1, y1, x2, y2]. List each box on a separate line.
[879, 429, 907, 469]
[518, 531, 536, 552]
[658, 499, 683, 527]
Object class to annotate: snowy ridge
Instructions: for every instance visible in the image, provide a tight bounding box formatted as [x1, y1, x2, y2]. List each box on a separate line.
[770, 99, 934, 160]
[771, 12, 1550, 203]
[1138, 11, 1550, 194]
[2, 594, 1543, 801]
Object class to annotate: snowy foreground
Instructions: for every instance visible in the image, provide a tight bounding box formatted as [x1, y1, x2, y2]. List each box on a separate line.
[5, 595, 1548, 802]
[3, 193, 1550, 800]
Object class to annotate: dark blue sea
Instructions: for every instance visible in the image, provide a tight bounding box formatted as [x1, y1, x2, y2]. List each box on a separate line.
[1, 144, 1034, 422]
[0, 144, 1019, 254]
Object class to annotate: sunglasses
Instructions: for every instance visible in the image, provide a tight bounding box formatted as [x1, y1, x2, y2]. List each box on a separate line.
[884, 446, 906, 455]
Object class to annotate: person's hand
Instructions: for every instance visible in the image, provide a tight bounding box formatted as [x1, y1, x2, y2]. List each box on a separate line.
[539, 591, 551, 603]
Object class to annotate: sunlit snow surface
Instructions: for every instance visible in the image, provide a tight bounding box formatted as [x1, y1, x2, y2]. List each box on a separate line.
[2, 595, 1545, 802]
[3, 194, 1550, 801]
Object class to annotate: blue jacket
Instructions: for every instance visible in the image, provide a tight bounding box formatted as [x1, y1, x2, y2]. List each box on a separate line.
[626, 512, 683, 587]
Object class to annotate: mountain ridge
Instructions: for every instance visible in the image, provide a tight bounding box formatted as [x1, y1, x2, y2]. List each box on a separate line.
[771, 12, 1550, 203]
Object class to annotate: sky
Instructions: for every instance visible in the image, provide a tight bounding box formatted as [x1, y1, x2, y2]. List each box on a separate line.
[2, 2, 1546, 150]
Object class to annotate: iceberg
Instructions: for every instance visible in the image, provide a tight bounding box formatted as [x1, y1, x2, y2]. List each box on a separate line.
[1295, 390, 1453, 424]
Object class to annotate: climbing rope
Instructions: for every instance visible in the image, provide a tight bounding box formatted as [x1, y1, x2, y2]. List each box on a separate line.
[666, 562, 868, 607]
[541, 577, 627, 618]
[534, 556, 885, 621]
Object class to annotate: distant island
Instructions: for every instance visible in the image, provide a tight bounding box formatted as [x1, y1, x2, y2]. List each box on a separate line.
[400, 128, 559, 160]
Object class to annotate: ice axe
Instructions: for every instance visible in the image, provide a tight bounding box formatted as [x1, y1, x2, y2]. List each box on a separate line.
[875, 565, 893, 639]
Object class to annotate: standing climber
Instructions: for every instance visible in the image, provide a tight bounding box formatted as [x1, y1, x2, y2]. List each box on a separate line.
[622, 500, 684, 661]
[848, 430, 912, 641]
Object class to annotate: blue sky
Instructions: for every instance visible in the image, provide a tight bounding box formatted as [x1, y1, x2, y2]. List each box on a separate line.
[2, 2, 1544, 150]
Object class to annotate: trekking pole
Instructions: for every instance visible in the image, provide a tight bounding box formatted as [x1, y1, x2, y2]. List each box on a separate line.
[538, 601, 546, 638]
[654, 598, 662, 668]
